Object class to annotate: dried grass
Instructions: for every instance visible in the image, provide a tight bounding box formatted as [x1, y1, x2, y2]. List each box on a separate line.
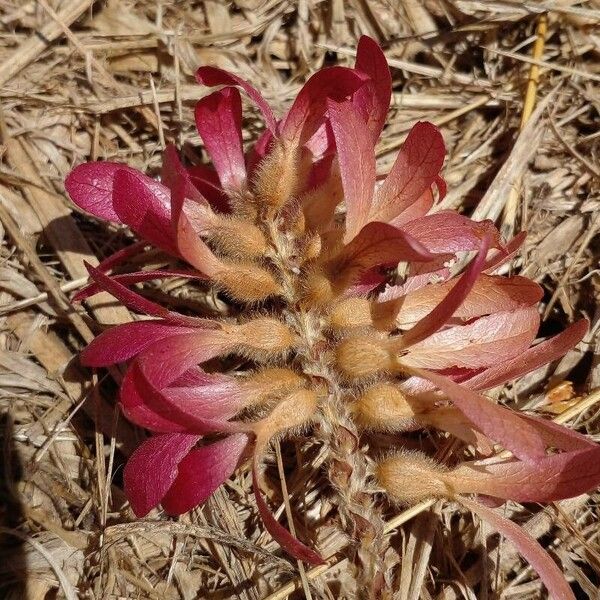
[0, 1, 599, 598]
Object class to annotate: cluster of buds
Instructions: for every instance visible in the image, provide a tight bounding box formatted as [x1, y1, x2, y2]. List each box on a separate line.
[67, 37, 599, 598]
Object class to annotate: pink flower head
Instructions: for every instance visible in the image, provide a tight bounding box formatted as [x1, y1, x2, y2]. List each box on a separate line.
[67, 37, 597, 596]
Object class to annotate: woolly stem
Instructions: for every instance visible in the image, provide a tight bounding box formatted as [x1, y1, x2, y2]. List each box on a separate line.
[319, 390, 389, 599]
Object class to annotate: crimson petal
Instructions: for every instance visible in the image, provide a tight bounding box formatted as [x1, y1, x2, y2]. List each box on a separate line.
[66, 162, 168, 223]
[195, 66, 277, 132]
[80, 321, 196, 367]
[162, 434, 250, 515]
[112, 169, 177, 254]
[194, 88, 246, 189]
[124, 432, 201, 517]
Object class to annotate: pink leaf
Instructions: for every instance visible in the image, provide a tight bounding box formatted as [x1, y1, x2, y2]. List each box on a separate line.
[466, 320, 588, 391]
[252, 461, 324, 565]
[186, 163, 230, 213]
[352, 35, 392, 144]
[406, 367, 547, 461]
[121, 360, 242, 434]
[194, 88, 246, 189]
[195, 66, 277, 132]
[372, 122, 445, 225]
[124, 433, 201, 517]
[454, 446, 600, 502]
[391, 274, 543, 328]
[401, 212, 502, 255]
[112, 169, 177, 254]
[336, 222, 434, 279]
[458, 497, 575, 600]
[389, 188, 434, 228]
[327, 99, 376, 242]
[518, 414, 596, 452]
[396, 235, 490, 349]
[401, 307, 540, 370]
[162, 434, 250, 515]
[66, 162, 168, 223]
[134, 330, 231, 390]
[80, 321, 195, 367]
[169, 175, 222, 276]
[484, 231, 527, 273]
[80, 263, 214, 327]
[280, 67, 367, 147]
[120, 363, 195, 433]
[73, 267, 204, 303]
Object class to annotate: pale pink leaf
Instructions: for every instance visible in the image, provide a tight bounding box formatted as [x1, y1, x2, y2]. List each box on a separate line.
[401, 212, 502, 254]
[327, 99, 376, 242]
[392, 274, 543, 328]
[372, 122, 445, 224]
[352, 35, 392, 144]
[396, 235, 490, 349]
[336, 222, 434, 277]
[454, 447, 600, 502]
[406, 367, 546, 461]
[459, 497, 575, 600]
[401, 307, 540, 370]
[466, 320, 589, 391]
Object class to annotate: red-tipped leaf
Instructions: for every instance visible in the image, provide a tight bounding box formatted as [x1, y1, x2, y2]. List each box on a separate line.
[162, 434, 250, 515]
[124, 433, 201, 517]
[194, 88, 246, 189]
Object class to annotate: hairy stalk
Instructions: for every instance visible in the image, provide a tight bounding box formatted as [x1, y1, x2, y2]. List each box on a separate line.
[266, 220, 388, 598]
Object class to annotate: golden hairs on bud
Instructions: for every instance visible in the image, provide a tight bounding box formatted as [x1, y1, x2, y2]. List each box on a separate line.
[376, 451, 452, 505]
[253, 388, 319, 450]
[214, 263, 282, 302]
[352, 383, 416, 430]
[335, 335, 395, 380]
[233, 317, 298, 355]
[253, 139, 299, 213]
[241, 367, 306, 406]
[206, 215, 268, 259]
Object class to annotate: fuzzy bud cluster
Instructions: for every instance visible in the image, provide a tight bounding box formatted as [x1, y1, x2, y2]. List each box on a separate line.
[67, 35, 596, 599]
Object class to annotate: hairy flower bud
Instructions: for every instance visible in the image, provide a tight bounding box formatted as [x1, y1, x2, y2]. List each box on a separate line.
[233, 318, 298, 356]
[206, 215, 268, 259]
[335, 335, 395, 380]
[253, 388, 319, 449]
[376, 451, 452, 504]
[242, 367, 306, 405]
[214, 263, 282, 302]
[253, 140, 299, 213]
[352, 383, 416, 430]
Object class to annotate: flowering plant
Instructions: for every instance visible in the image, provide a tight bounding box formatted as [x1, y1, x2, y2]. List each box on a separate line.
[67, 37, 599, 599]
